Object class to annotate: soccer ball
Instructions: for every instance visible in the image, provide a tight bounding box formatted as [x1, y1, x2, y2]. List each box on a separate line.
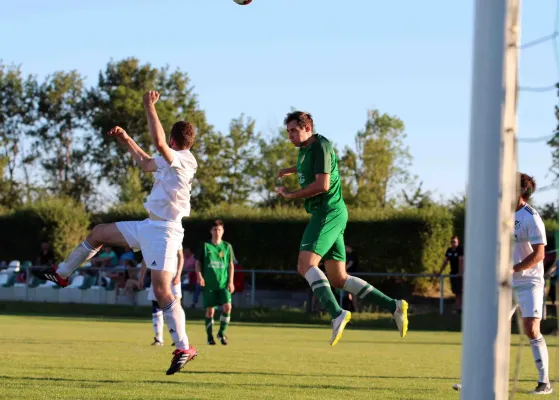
[233, 0, 252, 4]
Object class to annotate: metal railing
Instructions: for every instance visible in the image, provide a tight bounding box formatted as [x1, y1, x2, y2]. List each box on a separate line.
[0, 265, 460, 315]
[240, 269, 458, 315]
[3, 248, 556, 314]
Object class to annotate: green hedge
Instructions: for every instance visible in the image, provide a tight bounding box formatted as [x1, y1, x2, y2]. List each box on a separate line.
[0, 197, 89, 263]
[2, 199, 556, 296]
[91, 204, 454, 294]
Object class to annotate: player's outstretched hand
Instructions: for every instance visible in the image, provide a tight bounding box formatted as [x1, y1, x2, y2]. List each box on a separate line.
[275, 186, 291, 199]
[143, 90, 160, 106]
[107, 126, 127, 139]
[278, 168, 295, 178]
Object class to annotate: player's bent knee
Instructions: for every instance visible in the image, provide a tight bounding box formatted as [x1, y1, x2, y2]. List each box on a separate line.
[152, 283, 174, 306]
[329, 275, 347, 289]
[88, 224, 107, 247]
[89, 223, 127, 248]
[222, 303, 232, 313]
[324, 260, 348, 288]
[297, 263, 310, 276]
[523, 318, 540, 339]
[297, 251, 322, 276]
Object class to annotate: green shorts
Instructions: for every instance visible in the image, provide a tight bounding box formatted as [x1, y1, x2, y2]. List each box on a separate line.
[300, 207, 348, 261]
[203, 288, 232, 308]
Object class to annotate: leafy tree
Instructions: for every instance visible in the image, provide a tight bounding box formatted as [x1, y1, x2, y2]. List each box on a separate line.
[31, 71, 95, 203]
[255, 130, 300, 208]
[0, 63, 36, 208]
[339, 109, 413, 208]
[551, 101, 559, 181]
[191, 130, 229, 210]
[86, 58, 213, 205]
[118, 167, 146, 205]
[402, 181, 434, 208]
[540, 202, 557, 221]
[221, 114, 260, 205]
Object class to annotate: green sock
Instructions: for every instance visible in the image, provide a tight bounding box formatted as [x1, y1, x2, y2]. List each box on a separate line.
[305, 266, 343, 319]
[218, 312, 231, 336]
[205, 317, 214, 340]
[343, 276, 397, 313]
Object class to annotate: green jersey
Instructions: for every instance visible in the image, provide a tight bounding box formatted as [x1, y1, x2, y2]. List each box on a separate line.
[195, 241, 235, 290]
[297, 134, 345, 214]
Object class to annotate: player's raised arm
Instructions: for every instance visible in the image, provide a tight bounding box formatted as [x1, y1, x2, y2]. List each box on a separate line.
[143, 91, 175, 165]
[108, 126, 157, 172]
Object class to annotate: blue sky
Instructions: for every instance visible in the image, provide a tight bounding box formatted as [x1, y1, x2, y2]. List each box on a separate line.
[1, 0, 557, 206]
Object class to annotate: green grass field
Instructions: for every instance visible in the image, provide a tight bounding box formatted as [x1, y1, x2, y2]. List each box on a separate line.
[0, 315, 555, 399]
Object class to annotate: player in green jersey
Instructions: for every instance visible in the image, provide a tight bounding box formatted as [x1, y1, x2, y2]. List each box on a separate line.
[195, 220, 235, 345]
[276, 111, 408, 346]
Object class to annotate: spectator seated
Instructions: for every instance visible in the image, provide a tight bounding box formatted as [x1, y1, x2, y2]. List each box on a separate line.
[0, 269, 15, 287]
[7, 260, 20, 273]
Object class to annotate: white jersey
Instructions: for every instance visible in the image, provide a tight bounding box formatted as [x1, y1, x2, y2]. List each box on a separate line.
[144, 149, 197, 222]
[512, 204, 547, 287]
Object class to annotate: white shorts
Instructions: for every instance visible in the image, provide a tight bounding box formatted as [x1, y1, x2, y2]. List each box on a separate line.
[115, 218, 184, 273]
[510, 283, 545, 319]
[148, 282, 182, 302]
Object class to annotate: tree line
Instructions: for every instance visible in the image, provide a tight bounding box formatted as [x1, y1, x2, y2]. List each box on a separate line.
[0, 57, 557, 219]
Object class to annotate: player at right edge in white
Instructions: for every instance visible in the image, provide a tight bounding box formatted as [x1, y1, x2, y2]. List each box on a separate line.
[453, 173, 552, 395]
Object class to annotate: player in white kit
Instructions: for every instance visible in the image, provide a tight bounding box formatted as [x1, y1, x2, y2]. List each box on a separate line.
[138, 250, 184, 346]
[36, 91, 198, 375]
[510, 173, 551, 394]
[453, 173, 551, 395]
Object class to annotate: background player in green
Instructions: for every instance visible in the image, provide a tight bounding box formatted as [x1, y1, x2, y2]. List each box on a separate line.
[195, 220, 235, 345]
[276, 111, 409, 346]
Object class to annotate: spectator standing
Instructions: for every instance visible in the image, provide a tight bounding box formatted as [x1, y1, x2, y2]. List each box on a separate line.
[437, 236, 464, 314]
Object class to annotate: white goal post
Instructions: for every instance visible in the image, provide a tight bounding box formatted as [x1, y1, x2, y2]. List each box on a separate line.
[461, 0, 520, 398]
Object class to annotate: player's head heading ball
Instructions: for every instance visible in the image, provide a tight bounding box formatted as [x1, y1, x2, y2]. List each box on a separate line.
[170, 121, 196, 151]
[519, 172, 536, 201]
[284, 111, 314, 147]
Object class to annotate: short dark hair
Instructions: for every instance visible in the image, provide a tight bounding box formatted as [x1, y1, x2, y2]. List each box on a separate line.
[519, 173, 536, 200]
[284, 111, 314, 132]
[212, 219, 224, 229]
[170, 121, 196, 149]
[451, 236, 459, 241]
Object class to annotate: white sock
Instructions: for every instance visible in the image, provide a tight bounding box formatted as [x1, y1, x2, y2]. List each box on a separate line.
[530, 335, 549, 384]
[57, 240, 98, 278]
[161, 299, 189, 350]
[152, 310, 164, 343]
[343, 276, 369, 295]
[304, 266, 328, 286]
